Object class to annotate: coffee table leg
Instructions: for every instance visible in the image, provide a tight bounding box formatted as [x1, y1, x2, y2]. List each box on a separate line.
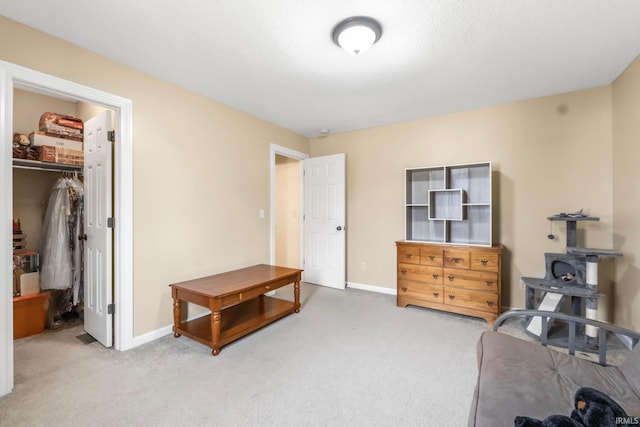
[211, 310, 221, 356]
[294, 279, 301, 313]
[172, 298, 182, 337]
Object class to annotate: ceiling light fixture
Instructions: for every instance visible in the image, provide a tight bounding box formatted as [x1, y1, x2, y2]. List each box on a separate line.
[332, 16, 382, 55]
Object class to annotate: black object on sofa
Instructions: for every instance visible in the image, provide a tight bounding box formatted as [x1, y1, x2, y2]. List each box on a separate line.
[468, 310, 640, 426]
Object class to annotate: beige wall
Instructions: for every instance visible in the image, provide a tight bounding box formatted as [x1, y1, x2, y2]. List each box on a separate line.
[13, 89, 78, 135]
[311, 87, 617, 321]
[1, 17, 309, 335]
[612, 56, 640, 330]
[275, 155, 301, 268]
[12, 168, 58, 250]
[4, 15, 638, 334]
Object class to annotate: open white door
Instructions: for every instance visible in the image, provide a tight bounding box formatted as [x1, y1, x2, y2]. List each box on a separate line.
[83, 111, 113, 347]
[303, 153, 346, 289]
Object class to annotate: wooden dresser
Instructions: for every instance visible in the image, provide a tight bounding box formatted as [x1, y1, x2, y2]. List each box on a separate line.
[396, 241, 503, 325]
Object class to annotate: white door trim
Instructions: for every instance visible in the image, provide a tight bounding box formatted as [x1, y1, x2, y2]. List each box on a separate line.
[0, 60, 134, 397]
[269, 144, 308, 267]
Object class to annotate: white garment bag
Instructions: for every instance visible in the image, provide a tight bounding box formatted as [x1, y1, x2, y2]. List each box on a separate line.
[39, 178, 73, 291]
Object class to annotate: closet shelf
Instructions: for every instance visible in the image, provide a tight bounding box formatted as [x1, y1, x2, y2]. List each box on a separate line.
[12, 159, 82, 174]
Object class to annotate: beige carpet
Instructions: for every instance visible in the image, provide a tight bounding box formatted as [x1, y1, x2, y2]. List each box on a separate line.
[2, 283, 631, 426]
[2, 283, 492, 427]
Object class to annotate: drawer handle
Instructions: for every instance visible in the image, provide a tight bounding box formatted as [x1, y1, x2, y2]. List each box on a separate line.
[432, 273, 439, 279]
[265, 285, 271, 291]
[485, 280, 494, 287]
[405, 253, 413, 259]
[453, 257, 462, 263]
[432, 292, 439, 298]
[448, 294, 455, 300]
[401, 269, 407, 275]
[481, 259, 489, 266]
[486, 301, 494, 307]
[448, 275, 455, 281]
[401, 287, 407, 292]
[428, 255, 435, 261]
[239, 292, 243, 301]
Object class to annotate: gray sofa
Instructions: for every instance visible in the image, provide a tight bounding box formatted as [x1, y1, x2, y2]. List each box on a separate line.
[468, 310, 640, 426]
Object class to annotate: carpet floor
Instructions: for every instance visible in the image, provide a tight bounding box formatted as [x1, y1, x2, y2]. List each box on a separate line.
[1, 283, 521, 426]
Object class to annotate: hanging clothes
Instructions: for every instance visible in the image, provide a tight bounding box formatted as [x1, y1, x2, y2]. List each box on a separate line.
[71, 175, 84, 306]
[40, 178, 73, 291]
[39, 175, 84, 327]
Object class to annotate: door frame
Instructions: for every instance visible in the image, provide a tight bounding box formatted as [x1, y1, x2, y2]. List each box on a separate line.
[269, 144, 307, 268]
[0, 60, 134, 397]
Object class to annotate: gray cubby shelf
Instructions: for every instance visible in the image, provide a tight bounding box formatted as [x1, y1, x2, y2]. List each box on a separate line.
[429, 189, 465, 220]
[404, 161, 492, 246]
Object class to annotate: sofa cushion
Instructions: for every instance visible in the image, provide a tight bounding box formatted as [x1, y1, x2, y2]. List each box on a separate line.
[468, 331, 640, 427]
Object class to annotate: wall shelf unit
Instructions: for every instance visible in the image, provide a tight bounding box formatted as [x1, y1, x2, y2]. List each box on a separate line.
[405, 161, 492, 246]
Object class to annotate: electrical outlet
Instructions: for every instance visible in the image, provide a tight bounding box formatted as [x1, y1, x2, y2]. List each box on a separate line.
[360, 262, 366, 271]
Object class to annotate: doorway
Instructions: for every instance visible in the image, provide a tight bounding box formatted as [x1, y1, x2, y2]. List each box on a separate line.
[269, 144, 346, 288]
[270, 144, 307, 269]
[274, 154, 302, 268]
[0, 60, 134, 397]
[12, 89, 109, 338]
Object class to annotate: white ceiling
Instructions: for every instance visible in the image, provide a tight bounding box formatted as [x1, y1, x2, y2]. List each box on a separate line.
[2, 1, 640, 138]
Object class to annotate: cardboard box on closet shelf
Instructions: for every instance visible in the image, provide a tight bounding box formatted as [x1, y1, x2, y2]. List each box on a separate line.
[40, 111, 84, 130]
[38, 145, 84, 166]
[29, 131, 83, 150]
[39, 112, 84, 141]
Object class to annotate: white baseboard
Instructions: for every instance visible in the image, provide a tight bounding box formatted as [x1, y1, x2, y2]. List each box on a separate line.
[131, 312, 210, 348]
[346, 281, 396, 296]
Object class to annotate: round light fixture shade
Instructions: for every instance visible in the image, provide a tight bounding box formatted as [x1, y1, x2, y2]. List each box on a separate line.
[332, 16, 382, 55]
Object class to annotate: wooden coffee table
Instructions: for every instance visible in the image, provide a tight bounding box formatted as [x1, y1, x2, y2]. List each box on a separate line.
[170, 264, 302, 356]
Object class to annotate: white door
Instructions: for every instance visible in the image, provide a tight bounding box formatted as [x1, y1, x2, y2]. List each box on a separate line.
[83, 111, 113, 347]
[303, 154, 346, 289]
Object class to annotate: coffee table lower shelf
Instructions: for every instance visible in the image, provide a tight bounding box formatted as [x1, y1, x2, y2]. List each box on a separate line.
[175, 295, 296, 353]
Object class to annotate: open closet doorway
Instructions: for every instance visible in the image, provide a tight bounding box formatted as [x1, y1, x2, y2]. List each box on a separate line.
[12, 90, 114, 341]
[0, 60, 134, 398]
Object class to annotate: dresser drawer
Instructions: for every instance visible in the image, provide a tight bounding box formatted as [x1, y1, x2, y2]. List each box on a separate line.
[443, 268, 498, 290]
[443, 288, 499, 313]
[398, 245, 420, 264]
[420, 247, 443, 266]
[221, 284, 274, 307]
[398, 280, 443, 303]
[398, 263, 443, 285]
[470, 251, 500, 272]
[444, 249, 470, 269]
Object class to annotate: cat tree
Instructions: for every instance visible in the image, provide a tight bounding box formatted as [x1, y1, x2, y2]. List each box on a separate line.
[521, 212, 621, 348]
